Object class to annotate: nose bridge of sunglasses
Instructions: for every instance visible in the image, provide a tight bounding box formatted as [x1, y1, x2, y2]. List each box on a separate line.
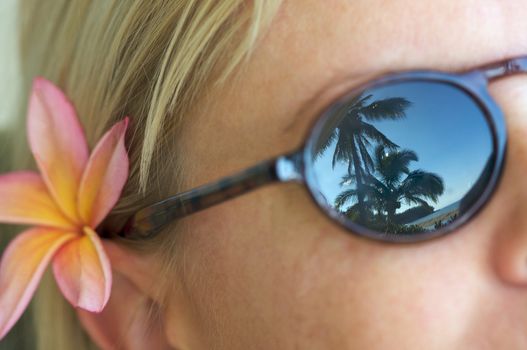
[482, 57, 527, 81]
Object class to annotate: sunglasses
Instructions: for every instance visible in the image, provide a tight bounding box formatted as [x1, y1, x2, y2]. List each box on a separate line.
[117, 56, 527, 243]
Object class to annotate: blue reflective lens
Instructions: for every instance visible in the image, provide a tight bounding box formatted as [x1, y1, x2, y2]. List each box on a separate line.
[309, 80, 495, 238]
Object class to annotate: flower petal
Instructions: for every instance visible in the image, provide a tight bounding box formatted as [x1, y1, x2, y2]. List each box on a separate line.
[27, 77, 89, 223]
[52, 227, 112, 312]
[78, 118, 129, 228]
[0, 228, 76, 339]
[0, 171, 76, 230]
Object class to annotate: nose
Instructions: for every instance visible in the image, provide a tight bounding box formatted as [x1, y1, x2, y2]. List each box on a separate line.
[486, 74, 527, 286]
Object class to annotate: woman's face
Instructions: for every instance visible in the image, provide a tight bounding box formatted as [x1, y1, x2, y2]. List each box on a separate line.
[170, 1, 527, 348]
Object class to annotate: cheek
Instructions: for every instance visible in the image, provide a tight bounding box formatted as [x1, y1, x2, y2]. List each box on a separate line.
[175, 183, 483, 349]
[293, 240, 478, 348]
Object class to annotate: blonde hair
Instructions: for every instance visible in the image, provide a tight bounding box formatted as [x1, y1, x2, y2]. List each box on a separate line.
[3, 1, 282, 349]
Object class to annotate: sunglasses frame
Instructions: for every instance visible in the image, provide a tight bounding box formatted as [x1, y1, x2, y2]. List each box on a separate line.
[117, 57, 527, 242]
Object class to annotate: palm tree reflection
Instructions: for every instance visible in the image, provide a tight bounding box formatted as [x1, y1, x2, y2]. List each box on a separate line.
[313, 90, 496, 235]
[315, 94, 412, 222]
[335, 145, 444, 234]
[313, 92, 456, 234]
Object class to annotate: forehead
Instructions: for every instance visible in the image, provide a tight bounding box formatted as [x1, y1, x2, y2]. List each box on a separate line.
[267, 0, 527, 70]
[258, 0, 527, 129]
[255, 0, 527, 111]
[183, 0, 527, 179]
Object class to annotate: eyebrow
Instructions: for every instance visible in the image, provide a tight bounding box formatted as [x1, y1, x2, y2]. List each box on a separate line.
[285, 55, 516, 135]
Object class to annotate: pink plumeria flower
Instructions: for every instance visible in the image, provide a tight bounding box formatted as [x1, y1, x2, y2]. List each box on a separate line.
[0, 77, 129, 339]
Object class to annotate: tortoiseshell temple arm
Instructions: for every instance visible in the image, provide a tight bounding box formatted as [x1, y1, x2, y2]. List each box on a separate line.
[118, 151, 304, 239]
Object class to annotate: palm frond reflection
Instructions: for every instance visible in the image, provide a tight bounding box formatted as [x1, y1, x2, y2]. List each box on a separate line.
[335, 145, 445, 234]
[314, 94, 412, 224]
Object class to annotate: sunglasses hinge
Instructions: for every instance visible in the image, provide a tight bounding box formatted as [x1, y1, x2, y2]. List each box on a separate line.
[275, 151, 304, 183]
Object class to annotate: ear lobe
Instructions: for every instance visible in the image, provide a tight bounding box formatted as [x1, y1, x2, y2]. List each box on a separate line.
[76, 241, 172, 350]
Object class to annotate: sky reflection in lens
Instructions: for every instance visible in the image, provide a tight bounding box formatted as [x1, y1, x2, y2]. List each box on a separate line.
[311, 81, 494, 234]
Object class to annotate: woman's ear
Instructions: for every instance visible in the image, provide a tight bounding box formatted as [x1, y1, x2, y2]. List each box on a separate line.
[76, 241, 172, 350]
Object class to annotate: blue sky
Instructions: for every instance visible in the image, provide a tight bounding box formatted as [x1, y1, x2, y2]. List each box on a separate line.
[312, 80, 494, 213]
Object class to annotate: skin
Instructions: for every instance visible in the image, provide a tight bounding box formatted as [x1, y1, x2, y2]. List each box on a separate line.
[85, 0, 527, 349]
